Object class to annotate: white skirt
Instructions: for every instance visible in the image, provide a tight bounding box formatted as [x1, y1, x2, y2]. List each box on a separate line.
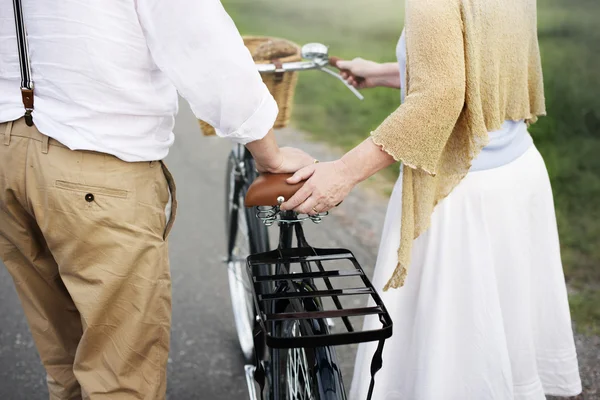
[349, 146, 582, 400]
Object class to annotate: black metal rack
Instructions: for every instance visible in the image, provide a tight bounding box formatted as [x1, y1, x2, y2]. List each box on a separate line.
[246, 225, 393, 350]
[246, 212, 393, 400]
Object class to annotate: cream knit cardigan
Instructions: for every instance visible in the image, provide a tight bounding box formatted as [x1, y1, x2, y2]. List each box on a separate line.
[372, 0, 546, 290]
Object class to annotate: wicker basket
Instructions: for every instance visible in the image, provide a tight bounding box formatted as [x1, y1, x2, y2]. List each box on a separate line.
[199, 36, 302, 136]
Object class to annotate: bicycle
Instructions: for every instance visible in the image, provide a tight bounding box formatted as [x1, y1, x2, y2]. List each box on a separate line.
[225, 43, 392, 400]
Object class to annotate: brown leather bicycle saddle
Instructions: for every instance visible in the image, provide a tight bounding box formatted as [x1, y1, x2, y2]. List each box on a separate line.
[245, 173, 305, 207]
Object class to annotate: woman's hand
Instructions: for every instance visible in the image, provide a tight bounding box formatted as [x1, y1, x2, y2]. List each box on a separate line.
[336, 58, 401, 89]
[279, 160, 358, 214]
[336, 58, 383, 89]
[280, 138, 398, 214]
[255, 147, 315, 174]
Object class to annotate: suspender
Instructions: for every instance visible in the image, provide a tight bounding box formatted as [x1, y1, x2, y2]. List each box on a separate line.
[12, 0, 34, 126]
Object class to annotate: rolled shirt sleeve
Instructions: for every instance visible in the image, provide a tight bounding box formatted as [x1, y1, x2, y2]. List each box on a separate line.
[136, 0, 278, 144]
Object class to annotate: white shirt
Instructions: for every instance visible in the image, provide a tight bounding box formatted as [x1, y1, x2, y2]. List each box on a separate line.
[0, 0, 278, 161]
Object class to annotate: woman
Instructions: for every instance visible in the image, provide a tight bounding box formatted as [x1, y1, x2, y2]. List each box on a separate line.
[281, 0, 582, 398]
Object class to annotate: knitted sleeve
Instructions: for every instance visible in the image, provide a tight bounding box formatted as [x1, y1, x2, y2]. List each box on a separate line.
[371, 0, 466, 175]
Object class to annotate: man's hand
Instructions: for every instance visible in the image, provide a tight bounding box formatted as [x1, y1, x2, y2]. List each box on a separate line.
[245, 129, 315, 174]
[255, 147, 315, 174]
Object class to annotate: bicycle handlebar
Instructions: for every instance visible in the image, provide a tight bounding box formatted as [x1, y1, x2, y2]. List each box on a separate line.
[255, 43, 364, 100]
[256, 60, 327, 73]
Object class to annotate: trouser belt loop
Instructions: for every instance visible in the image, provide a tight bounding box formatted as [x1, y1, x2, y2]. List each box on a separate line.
[41, 134, 49, 154]
[3, 121, 13, 146]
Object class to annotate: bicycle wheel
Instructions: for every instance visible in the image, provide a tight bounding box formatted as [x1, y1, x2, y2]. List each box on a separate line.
[272, 286, 346, 400]
[225, 149, 269, 362]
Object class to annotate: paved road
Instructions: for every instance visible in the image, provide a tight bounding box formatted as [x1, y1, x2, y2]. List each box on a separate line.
[0, 100, 389, 400]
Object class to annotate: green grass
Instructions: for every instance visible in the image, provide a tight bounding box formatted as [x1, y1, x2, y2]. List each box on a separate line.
[223, 0, 600, 332]
[570, 289, 600, 336]
[533, 0, 600, 334]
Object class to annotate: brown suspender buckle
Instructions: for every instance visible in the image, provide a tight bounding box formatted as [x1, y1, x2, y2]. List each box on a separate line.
[21, 87, 34, 126]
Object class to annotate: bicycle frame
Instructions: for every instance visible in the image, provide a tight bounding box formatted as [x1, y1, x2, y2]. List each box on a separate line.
[227, 144, 393, 399]
[229, 40, 391, 399]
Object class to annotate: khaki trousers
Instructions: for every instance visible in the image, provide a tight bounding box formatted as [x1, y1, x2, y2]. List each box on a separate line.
[0, 118, 177, 399]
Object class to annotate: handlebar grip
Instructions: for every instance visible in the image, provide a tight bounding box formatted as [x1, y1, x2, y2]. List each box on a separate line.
[329, 56, 366, 85]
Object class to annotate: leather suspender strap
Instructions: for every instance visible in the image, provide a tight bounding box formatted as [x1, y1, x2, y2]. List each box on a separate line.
[12, 0, 34, 126]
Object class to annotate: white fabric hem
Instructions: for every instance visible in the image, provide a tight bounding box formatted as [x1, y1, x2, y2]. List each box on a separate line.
[543, 387, 583, 398]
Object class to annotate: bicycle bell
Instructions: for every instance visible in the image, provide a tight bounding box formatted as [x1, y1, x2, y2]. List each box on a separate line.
[301, 43, 329, 66]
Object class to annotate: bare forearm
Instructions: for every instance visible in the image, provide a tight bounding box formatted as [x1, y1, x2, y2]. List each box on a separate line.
[245, 129, 283, 171]
[373, 63, 401, 89]
[340, 137, 397, 184]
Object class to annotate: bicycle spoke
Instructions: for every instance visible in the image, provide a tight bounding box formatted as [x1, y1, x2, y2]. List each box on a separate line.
[285, 321, 315, 400]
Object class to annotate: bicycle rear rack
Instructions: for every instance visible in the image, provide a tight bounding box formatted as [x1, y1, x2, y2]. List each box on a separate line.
[247, 215, 393, 400]
[248, 246, 393, 349]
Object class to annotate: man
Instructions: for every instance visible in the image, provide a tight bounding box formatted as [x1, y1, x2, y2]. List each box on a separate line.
[0, 0, 312, 398]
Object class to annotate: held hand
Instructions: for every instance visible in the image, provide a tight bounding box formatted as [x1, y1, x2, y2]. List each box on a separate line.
[255, 147, 315, 174]
[280, 160, 358, 214]
[336, 58, 384, 89]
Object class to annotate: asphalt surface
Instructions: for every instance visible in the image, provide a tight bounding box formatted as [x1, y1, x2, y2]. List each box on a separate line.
[0, 100, 388, 400]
